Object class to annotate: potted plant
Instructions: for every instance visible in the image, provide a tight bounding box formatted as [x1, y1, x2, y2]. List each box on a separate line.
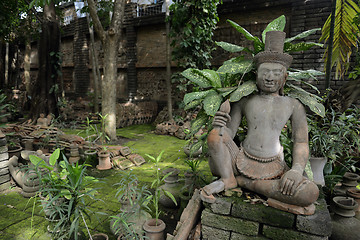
[111, 171, 152, 239]
[29, 148, 99, 240]
[308, 105, 360, 190]
[143, 150, 177, 240]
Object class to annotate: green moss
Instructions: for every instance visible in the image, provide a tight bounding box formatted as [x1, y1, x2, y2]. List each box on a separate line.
[0, 124, 214, 238]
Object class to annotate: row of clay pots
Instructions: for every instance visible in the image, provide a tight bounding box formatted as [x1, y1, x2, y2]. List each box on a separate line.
[331, 172, 360, 240]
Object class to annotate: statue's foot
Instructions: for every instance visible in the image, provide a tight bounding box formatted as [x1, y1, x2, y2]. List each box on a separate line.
[200, 180, 225, 203]
[267, 198, 316, 215]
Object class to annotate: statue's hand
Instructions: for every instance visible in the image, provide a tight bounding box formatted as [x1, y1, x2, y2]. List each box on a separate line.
[280, 169, 303, 196]
[213, 111, 231, 128]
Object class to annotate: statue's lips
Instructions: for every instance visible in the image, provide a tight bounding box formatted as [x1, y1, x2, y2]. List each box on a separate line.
[264, 83, 275, 87]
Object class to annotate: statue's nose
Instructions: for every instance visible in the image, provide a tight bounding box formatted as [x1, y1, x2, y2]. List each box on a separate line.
[265, 71, 274, 81]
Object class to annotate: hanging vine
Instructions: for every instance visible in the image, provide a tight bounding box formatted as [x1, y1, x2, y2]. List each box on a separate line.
[169, 0, 222, 93]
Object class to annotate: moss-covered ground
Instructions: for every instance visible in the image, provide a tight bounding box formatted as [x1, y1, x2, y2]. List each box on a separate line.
[0, 124, 211, 240]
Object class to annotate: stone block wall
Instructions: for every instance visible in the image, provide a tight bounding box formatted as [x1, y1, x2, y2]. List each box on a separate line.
[201, 195, 332, 240]
[22, 0, 344, 119]
[116, 101, 158, 128]
[0, 131, 10, 190]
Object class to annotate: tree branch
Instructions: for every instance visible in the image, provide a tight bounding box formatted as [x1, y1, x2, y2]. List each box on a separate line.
[86, 0, 106, 43]
[110, 0, 126, 33]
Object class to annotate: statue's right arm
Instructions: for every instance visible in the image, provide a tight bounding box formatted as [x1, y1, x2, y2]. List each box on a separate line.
[226, 101, 243, 139]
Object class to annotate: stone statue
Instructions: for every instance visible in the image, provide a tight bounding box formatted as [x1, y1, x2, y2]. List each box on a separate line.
[200, 31, 319, 215]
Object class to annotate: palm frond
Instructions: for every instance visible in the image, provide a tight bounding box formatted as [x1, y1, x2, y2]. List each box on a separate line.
[320, 0, 360, 79]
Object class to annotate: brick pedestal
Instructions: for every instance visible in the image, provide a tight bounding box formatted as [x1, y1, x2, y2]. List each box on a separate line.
[201, 195, 332, 240]
[0, 130, 10, 190]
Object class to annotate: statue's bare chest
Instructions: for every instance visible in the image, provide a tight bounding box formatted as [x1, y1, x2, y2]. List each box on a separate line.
[243, 96, 293, 131]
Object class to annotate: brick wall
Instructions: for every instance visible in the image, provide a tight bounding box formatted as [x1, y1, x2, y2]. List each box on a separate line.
[25, 0, 339, 108]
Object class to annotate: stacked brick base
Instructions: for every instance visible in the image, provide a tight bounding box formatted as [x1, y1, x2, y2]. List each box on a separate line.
[0, 131, 10, 190]
[201, 195, 332, 240]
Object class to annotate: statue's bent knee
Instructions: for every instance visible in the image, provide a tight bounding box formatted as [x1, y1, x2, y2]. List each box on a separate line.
[294, 180, 319, 206]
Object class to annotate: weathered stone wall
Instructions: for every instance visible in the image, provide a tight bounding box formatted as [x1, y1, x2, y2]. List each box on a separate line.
[201, 195, 332, 240]
[24, 0, 338, 115]
[0, 132, 10, 190]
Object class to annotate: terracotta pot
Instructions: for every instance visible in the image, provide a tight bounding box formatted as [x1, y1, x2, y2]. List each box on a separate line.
[332, 196, 358, 217]
[162, 168, 180, 183]
[8, 145, 23, 159]
[97, 150, 112, 170]
[183, 145, 202, 157]
[91, 233, 109, 240]
[143, 218, 166, 240]
[184, 170, 196, 187]
[309, 157, 327, 186]
[347, 188, 360, 214]
[342, 172, 360, 187]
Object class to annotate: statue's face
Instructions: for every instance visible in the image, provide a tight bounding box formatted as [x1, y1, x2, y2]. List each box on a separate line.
[256, 63, 287, 94]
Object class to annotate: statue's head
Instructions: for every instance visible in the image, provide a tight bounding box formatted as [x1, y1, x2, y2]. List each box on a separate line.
[254, 31, 292, 95]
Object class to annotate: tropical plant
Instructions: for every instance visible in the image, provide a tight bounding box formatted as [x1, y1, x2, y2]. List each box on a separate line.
[111, 171, 151, 239]
[145, 150, 177, 225]
[0, 91, 10, 123]
[320, 0, 360, 80]
[182, 15, 325, 155]
[169, 0, 222, 96]
[308, 104, 360, 175]
[29, 148, 98, 240]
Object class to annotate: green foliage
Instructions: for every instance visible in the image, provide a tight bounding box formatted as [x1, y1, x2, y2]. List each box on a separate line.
[0, 91, 11, 122]
[145, 151, 177, 224]
[169, 0, 222, 94]
[169, 0, 222, 69]
[320, 0, 360, 79]
[308, 105, 360, 180]
[111, 171, 151, 239]
[29, 148, 98, 240]
[181, 15, 325, 153]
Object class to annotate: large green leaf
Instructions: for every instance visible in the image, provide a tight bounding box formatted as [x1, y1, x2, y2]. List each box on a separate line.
[287, 89, 325, 117]
[203, 92, 223, 116]
[288, 69, 324, 81]
[215, 41, 245, 53]
[285, 28, 321, 43]
[253, 38, 265, 54]
[184, 99, 203, 111]
[229, 81, 257, 102]
[201, 69, 221, 88]
[181, 68, 211, 88]
[262, 15, 286, 43]
[217, 87, 237, 97]
[190, 111, 208, 135]
[284, 42, 323, 53]
[227, 19, 258, 42]
[49, 148, 60, 166]
[286, 83, 322, 101]
[217, 60, 254, 75]
[184, 90, 214, 105]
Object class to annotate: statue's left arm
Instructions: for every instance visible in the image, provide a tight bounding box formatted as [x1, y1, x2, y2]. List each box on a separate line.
[280, 100, 309, 196]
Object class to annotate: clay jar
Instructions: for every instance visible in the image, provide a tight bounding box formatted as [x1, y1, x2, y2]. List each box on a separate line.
[342, 172, 360, 188]
[97, 150, 112, 170]
[159, 168, 181, 208]
[91, 233, 109, 240]
[332, 196, 358, 217]
[347, 188, 360, 215]
[143, 218, 166, 240]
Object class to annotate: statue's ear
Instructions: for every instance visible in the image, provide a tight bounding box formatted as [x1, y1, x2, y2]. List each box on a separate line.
[280, 72, 288, 96]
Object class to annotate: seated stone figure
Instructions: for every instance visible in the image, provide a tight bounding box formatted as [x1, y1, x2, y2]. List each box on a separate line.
[200, 31, 319, 215]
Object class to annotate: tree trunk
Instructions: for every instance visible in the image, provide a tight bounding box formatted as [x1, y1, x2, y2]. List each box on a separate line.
[24, 37, 31, 94]
[87, 14, 100, 113]
[87, 0, 126, 141]
[30, 2, 60, 119]
[165, 0, 173, 121]
[103, 37, 118, 140]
